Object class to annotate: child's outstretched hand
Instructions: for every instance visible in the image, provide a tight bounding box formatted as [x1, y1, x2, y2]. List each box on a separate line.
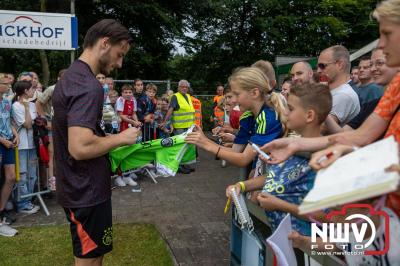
[212, 126, 221, 136]
[225, 184, 241, 199]
[184, 125, 209, 147]
[288, 231, 310, 250]
[256, 193, 284, 211]
[219, 133, 235, 143]
[309, 144, 354, 170]
[385, 164, 400, 174]
[259, 138, 299, 164]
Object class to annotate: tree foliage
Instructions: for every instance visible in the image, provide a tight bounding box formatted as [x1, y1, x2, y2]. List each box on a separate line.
[0, 0, 379, 91]
[172, 0, 379, 92]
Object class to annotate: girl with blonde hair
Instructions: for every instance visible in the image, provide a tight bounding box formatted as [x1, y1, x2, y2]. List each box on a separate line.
[185, 67, 285, 171]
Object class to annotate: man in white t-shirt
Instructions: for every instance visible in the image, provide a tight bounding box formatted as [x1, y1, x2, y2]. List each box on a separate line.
[317, 45, 360, 129]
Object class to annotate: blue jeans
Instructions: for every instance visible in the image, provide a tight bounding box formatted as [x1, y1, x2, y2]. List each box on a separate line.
[14, 149, 38, 210]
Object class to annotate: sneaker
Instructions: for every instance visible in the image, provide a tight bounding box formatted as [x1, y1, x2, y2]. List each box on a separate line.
[114, 176, 126, 187]
[0, 223, 18, 237]
[18, 203, 40, 214]
[48, 176, 56, 191]
[131, 184, 142, 193]
[0, 211, 16, 225]
[122, 176, 138, 186]
[129, 172, 138, 180]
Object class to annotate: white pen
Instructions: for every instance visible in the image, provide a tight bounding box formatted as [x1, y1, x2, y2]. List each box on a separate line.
[248, 141, 271, 160]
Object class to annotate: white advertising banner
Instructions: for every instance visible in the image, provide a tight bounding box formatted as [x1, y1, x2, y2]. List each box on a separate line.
[0, 10, 78, 50]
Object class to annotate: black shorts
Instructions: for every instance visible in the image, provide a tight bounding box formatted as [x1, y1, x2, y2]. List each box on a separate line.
[64, 199, 113, 258]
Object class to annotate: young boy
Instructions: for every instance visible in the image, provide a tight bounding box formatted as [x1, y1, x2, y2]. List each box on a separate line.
[108, 90, 119, 109]
[154, 98, 173, 138]
[114, 84, 141, 189]
[226, 83, 332, 236]
[116, 84, 141, 132]
[140, 83, 157, 141]
[96, 73, 109, 104]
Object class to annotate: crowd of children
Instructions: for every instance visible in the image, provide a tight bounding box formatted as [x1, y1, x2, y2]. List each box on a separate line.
[0, 71, 56, 237]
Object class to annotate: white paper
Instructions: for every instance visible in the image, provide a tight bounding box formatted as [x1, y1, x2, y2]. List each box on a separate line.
[304, 136, 399, 202]
[267, 214, 297, 266]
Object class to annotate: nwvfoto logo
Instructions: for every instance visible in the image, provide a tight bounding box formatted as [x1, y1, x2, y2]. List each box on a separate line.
[311, 204, 390, 255]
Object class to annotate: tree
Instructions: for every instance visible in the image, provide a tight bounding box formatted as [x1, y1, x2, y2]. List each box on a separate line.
[171, 0, 379, 92]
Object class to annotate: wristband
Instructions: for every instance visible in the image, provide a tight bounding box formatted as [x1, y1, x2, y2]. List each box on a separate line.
[238, 181, 246, 192]
[216, 146, 221, 157]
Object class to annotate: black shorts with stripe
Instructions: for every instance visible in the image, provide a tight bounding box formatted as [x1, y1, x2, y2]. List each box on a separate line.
[64, 199, 113, 258]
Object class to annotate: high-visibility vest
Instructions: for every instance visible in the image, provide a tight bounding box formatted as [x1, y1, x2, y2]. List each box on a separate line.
[213, 95, 223, 105]
[213, 95, 224, 125]
[172, 92, 195, 129]
[191, 96, 202, 128]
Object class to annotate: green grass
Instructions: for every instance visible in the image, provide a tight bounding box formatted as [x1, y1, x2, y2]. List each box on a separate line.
[0, 223, 174, 266]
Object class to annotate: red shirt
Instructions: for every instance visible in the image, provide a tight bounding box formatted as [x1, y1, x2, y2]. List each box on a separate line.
[229, 109, 242, 129]
[120, 99, 135, 132]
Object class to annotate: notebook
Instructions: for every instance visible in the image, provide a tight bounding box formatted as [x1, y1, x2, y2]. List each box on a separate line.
[299, 136, 400, 214]
[230, 188, 254, 232]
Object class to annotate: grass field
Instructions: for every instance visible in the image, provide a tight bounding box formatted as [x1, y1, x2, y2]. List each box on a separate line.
[0, 223, 174, 266]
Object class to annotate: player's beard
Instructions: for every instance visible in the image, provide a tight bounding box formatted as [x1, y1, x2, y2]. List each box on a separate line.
[98, 50, 113, 75]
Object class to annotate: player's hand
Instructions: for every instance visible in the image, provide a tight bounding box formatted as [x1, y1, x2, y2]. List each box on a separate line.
[119, 127, 140, 145]
[259, 138, 299, 164]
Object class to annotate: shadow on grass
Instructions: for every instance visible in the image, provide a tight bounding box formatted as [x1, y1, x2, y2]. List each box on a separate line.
[0, 223, 174, 266]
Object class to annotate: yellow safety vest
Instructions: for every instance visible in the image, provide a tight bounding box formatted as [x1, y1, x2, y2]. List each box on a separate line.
[172, 92, 195, 129]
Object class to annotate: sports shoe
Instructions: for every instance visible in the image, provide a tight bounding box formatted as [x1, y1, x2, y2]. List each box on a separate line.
[114, 176, 126, 187]
[0, 211, 16, 225]
[131, 184, 142, 193]
[129, 172, 138, 180]
[19, 203, 40, 214]
[0, 223, 18, 237]
[122, 176, 138, 186]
